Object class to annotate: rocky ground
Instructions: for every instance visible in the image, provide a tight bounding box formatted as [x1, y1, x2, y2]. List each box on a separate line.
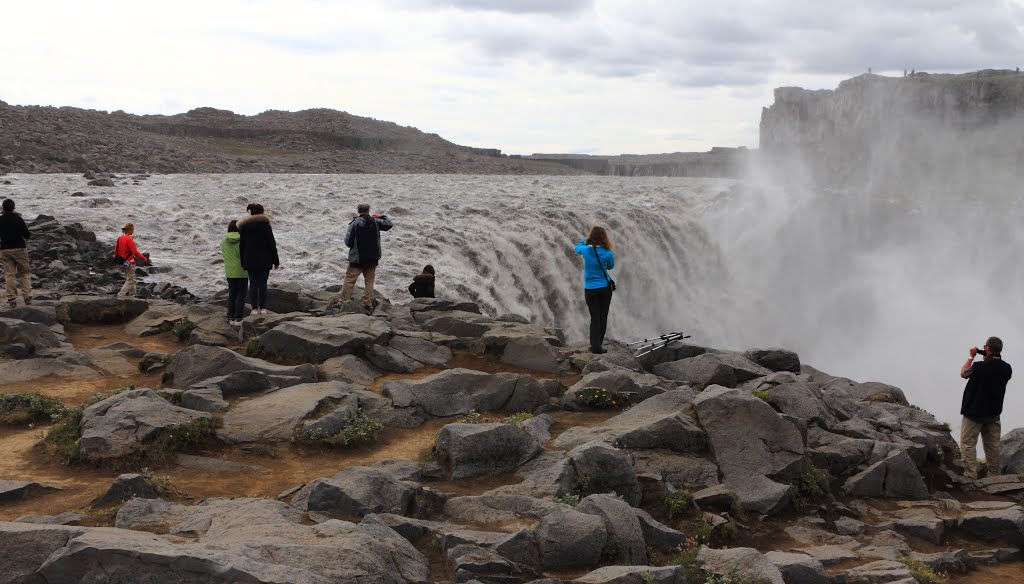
[0, 103, 582, 175]
[0, 231, 1022, 583]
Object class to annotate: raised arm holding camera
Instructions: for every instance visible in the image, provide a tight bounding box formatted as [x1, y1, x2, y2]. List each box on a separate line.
[959, 336, 1012, 479]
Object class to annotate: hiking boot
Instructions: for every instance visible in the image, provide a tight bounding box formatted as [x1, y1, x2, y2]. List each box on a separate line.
[6, 299, 15, 309]
[23, 297, 31, 306]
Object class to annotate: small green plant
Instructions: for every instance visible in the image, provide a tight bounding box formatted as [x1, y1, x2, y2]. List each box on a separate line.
[244, 334, 262, 357]
[642, 571, 655, 584]
[504, 412, 534, 424]
[664, 490, 694, 519]
[672, 545, 702, 583]
[866, 391, 895, 403]
[554, 493, 581, 506]
[0, 393, 68, 426]
[42, 406, 87, 465]
[458, 409, 483, 423]
[752, 389, 770, 402]
[792, 458, 829, 507]
[900, 556, 946, 584]
[600, 535, 623, 563]
[139, 467, 173, 494]
[303, 409, 384, 448]
[171, 318, 196, 341]
[578, 387, 623, 409]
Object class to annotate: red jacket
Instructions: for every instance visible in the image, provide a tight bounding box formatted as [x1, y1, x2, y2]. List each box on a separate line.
[114, 234, 146, 264]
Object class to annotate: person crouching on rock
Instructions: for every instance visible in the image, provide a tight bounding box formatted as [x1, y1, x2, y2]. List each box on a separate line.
[221, 220, 248, 326]
[114, 222, 149, 298]
[959, 336, 1013, 479]
[574, 226, 615, 354]
[408, 264, 435, 298]
[237, 203, 281, 316]
[340, 203, 393, 308]
[0, 198, 33, 308]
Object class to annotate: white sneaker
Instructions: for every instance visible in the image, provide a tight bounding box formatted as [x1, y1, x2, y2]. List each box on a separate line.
[259, 309, 267, 315]
[229, 320, 241, 327]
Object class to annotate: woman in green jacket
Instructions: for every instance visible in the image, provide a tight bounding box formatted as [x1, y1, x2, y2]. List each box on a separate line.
[222, 220, 248, 325]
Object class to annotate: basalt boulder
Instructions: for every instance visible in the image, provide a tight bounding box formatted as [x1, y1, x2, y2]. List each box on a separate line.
[692, 386, 805, 482]
[258, 315, 393, 363]
[434, 422, 545, 479]
[165, 344, 317, 388]
[79, 389, 213, 459]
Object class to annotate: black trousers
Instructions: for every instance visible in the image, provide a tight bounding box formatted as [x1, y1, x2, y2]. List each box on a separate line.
[248, 269, 270, 310]
[227, 277, 248, 320]
[584, 286, 613, 351]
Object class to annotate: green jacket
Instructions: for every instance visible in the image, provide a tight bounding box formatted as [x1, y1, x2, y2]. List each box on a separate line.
[221, 232, 248, 278]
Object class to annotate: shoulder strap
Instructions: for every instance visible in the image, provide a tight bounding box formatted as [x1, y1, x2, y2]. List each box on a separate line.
[591, 245, 611, 285]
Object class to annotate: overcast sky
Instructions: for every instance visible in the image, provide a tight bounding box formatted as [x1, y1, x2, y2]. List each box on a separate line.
[3, 0, 1022, 154]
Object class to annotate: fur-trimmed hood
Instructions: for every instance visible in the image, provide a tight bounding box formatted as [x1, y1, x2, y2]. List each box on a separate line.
[413, 273, 435, 281]
[237, 213, 270, 228]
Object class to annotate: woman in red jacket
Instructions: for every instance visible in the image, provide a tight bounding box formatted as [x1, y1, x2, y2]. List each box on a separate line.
[114, 223, 148, 297]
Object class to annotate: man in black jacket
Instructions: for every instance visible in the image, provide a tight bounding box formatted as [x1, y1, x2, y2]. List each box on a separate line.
[0, 199, 32, 308]
[959, 336, 1013, 479]
[340, 203, 393, 307]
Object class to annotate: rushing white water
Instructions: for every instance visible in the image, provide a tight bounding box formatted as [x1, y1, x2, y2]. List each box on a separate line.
[1, 172, 1020, 438]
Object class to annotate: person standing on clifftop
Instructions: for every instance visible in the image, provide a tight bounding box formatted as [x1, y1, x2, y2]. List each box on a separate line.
[959, 337, 1012, 479]
[575, 226, 615, 354]
[340, 203, 393, 308]
[237, 203, 281, 315]
[113, 223, 149, 298]
[0, 199, 32, 308]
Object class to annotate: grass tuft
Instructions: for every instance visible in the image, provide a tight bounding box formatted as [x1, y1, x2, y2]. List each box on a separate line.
[171, 318, 196, 341]
[0, 393, 68, 426]
[664, 490, 695, 519]
[301, 408, 384, 448]
[900, 556, 946, 584]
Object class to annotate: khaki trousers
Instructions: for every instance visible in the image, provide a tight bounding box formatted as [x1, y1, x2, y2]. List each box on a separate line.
[117, 264, 137, 298]
[340, 264, 377, 304]
[0, 248, 31, 303]
[960, 416, 1001, 479]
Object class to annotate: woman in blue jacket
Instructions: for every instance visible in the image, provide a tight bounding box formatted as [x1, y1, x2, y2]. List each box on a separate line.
[575, 226, 615, 354]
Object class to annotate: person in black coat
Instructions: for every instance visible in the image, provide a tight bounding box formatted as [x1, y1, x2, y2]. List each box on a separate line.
[408, 265, 435, 298]
[237, 203, 281, 315]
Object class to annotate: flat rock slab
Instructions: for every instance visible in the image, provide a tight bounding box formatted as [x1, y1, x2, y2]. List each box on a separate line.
[697, 546, 785, 584]
[57, 295, 149, 324]
[175, 454, 266, 474]
[80, 389, 213, 458]
[218, 381, 352, 444]
[0, 480, 62, 503]
[553, 389, 704, 452]
[0, 317, 63, 350]
[123, 303, 188, 337]
[165, 344, 317, 389]
[0, 358, 98, 385]
[692, 385, 804, 482]
[381, 368, 521, 418]
[258, 315, 393, 363]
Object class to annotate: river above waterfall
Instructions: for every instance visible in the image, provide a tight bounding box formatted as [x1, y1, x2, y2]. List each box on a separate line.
[2, 173, 1021, 438]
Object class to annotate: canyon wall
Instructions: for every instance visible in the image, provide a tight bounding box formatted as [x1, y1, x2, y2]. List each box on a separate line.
[758, 69, 1024, 191]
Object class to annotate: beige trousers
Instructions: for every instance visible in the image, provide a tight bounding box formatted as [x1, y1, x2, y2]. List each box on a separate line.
[340, 264, 377, 304]
[960, 416, 1001, 479]
[117, 264, 137, 298]
[0, 248, 31, 303]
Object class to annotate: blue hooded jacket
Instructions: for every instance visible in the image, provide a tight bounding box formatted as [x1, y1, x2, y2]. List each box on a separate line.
[575, 240, 615, 290]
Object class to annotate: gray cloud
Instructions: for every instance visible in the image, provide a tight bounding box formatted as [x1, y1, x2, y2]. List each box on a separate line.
[396, 0, 594, 15]
[434, 0, 1024, 88]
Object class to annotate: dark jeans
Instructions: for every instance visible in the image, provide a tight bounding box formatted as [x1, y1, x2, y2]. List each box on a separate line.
[248, 269, 270, 310]
[584, 286, 613, 351]
[227, 277, 248, 320]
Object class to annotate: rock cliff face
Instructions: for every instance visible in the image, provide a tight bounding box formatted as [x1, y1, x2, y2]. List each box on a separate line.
[759, 70, 1024, 189]
[0, 104, 575, 175]
[525, 147, 750, 178]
